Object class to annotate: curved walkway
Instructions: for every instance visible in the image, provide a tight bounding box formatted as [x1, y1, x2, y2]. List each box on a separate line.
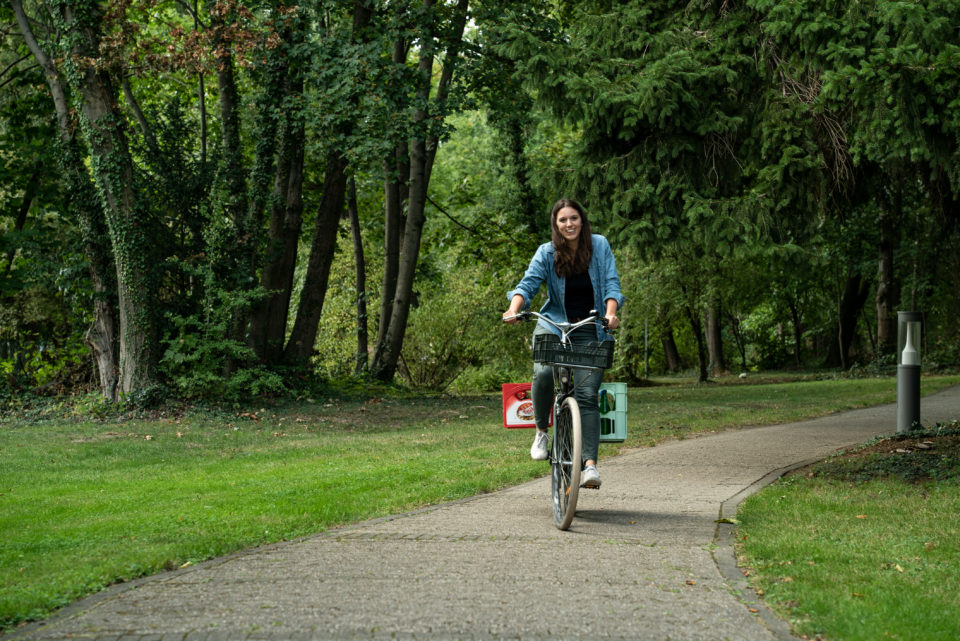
[8, 385, 960, 641]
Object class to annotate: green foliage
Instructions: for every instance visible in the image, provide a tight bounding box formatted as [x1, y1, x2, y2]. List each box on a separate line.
[398, 267, 505, 391]
[160, 266, 285, 401]
[310, 222, 381, 380]
[5, 0, 960, 401]
[1, 12, 97, 398]
[500, 0, 960, 377]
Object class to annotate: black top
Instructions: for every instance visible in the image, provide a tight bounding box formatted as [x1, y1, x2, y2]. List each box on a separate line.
[564, 271, 594, 321]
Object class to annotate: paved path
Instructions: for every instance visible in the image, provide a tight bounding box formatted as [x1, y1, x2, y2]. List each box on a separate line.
[8, 385, 960, 641]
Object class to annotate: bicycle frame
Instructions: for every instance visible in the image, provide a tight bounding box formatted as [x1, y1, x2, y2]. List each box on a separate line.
[505, 310, 611, 529]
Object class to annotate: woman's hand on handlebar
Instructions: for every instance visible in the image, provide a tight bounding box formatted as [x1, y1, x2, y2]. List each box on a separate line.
[502, 310, 527, 324]
[605, 313, 620, 330]
[503, 293, 528, 324]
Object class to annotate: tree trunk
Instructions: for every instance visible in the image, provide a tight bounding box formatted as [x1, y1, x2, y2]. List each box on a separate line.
[213, 33, 247, 234]
[787, 298, 803, 368]
[827, 274, 870, 368]
[498, 107, 541, 238]
[77, 71, 154, 394]
[252, 113, 305, 364]
[685, 305, 708, 382]
[375, 136, 429, 379]
[374, 34, 411, 357]
[209, 7, 254, 376]
[86, 291, 118, 400]
[705, 300, 726, 374]
[372, 0, 469, 381]
[74, 139, 120, 400]
[377, 151, 404, 356]
[283, 154, 348, 366]
[348, 176, 369, 374]
[660, 323, 683, 373]
[374, 21, 408, 362]
[876, 198, 899, 358]
[679, 279, 708, 382]
[281, 3, 373, 367]
[725, 312, 748, 372]
[249, 65, 305, 364]
[60, 2, 155, 395]
[13, 0, 120, 400]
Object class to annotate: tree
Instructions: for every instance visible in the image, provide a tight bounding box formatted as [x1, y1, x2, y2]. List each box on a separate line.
[755, 0, 960, 359]
[2, 7, 111, 396]
[507, 0, 960, 375]
[12, 0, 161, 396]
[370, 0, 470, 381]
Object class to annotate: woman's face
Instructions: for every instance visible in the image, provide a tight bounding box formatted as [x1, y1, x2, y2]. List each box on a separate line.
[555, 206, 582, 244]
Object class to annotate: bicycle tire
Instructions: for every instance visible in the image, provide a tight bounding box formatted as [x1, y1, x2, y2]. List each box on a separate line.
[551, 396, 582, 530]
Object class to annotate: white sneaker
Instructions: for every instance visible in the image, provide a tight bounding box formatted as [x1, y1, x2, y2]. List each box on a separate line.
[530, 430, 549, 461]
[581, 464, 602, 488]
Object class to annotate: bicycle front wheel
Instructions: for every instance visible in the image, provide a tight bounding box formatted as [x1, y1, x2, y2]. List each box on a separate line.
[551, 396, 582, 530]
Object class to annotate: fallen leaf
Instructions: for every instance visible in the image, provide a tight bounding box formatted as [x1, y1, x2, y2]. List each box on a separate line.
[856, 514, 868, 519]
[715, 517, 739, 524]
[144, 435, 153, 441]
[783, 576, 793, 582]
[685, 580, 696, 586]
[749, 608, 759, 613]
[925, 542, 936, 551]
[852, 592, 864, 598]
[895, 564, 904, 573]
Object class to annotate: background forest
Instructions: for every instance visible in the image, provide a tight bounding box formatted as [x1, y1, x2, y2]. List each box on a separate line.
[2, 0, 959, 406]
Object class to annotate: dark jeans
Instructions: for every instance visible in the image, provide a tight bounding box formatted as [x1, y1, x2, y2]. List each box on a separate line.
[531, 325, 604, 464]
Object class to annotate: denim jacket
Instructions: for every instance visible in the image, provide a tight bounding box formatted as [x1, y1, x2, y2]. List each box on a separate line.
[507, 234, 625, 342]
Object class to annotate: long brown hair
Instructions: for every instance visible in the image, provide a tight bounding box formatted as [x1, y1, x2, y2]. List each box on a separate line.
[551, 198, 593, 277]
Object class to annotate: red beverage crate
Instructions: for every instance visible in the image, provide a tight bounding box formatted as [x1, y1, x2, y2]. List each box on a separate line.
[501, 383, 552, 428]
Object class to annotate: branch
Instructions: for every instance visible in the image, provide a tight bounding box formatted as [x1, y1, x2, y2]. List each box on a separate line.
[3, 159, 43, 277]
[434, 0, 469, 106]
[0, 62, 40, 91]
[426, 194, 479, 235]
[0, 53, 31, 81]
[121, 77, 158, 151]
[10, 0, 71, 138]
[173, 0, 207, 30]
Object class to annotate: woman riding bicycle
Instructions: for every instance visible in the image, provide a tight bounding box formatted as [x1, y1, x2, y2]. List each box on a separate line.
[502, 198, 624, 488]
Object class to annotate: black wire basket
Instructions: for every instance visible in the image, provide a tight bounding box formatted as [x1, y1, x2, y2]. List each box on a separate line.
[532, 333, 614, 369]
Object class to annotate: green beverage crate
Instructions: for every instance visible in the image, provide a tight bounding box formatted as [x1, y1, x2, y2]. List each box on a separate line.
[598, 382, 627, 442]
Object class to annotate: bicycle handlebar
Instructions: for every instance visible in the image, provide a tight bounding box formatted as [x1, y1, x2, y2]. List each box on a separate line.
[503, 310, 611, 337]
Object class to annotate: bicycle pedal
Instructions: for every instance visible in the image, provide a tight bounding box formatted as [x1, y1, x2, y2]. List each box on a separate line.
[580, 483, 600, 490]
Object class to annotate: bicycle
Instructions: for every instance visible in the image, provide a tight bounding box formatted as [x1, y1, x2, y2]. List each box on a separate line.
[504, 310, 614, 530]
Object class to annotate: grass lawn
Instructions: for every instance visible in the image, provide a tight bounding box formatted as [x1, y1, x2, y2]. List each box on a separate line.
[737, 425, 960, 641]
[1, 374, 958, 632]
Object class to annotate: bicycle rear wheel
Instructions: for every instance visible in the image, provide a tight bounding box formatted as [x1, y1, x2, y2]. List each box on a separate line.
[551, 396, 582, 530]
